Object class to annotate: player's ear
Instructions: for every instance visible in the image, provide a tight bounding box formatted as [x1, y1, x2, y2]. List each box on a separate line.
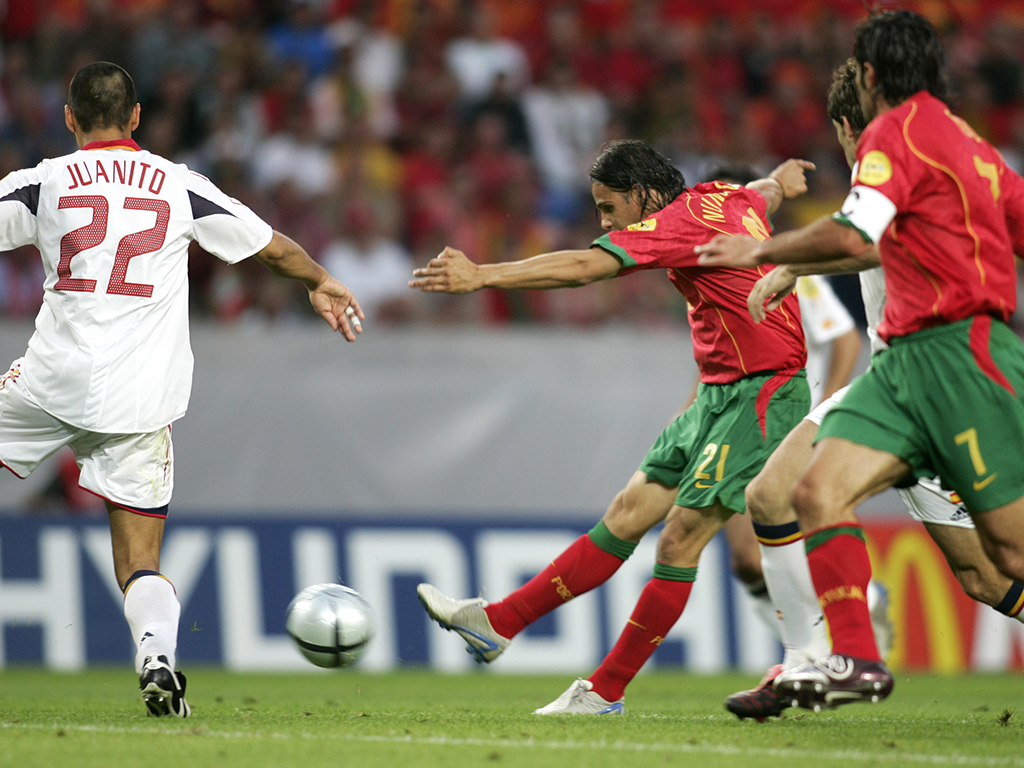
[861, 61, 878, 94]
[129, 103, 141, 134]
[64, 105, 76, 134]
[841, 116, 857, 146]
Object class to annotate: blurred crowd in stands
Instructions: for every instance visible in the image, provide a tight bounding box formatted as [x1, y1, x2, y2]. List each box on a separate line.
[1, 0, 1024, 329]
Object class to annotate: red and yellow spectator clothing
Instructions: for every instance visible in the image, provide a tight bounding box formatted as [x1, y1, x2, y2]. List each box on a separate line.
[593, 182, 807, 384]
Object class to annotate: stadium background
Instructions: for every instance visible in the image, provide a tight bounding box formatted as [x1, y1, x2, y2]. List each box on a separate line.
[0, 0, 1022, 674]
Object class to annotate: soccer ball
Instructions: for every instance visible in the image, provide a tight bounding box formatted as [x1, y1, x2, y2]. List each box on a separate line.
[285, 583, 376, 668]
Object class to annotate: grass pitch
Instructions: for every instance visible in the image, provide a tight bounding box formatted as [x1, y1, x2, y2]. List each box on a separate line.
[0, 668, 1021, 768]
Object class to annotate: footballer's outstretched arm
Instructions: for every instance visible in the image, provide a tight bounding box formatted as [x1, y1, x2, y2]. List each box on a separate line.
[409, 246, 622, 293]
[747, 249, 881, 322]
[254, 230, 365, 341]
[695, 215, 875, 269]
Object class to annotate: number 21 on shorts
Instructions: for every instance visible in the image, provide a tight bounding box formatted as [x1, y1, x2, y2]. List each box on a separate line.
[695, 442, 730, 489]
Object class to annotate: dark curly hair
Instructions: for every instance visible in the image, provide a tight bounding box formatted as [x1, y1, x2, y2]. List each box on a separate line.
[589, 139, 688, 217]
[827, 59, 869, 134]
[854, 10, 950, 107]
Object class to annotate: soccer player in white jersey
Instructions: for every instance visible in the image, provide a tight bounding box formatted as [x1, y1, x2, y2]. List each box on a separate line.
[722, 58, 1024, 720]
[795, 274, 860, 408]
[0, 62, 364, 717]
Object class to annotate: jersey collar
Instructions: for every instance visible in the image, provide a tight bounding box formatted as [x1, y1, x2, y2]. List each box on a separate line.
[81, 139, 141, 152]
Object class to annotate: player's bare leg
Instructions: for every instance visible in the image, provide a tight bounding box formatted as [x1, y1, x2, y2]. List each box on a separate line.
[655, 501, 733, 566]
[602, 470, 687, 541]
[109, 504, 164, 589]
[970, 496, 1024, 583]
[923, 521, 1024, 623]
[110, 504, 189, 717]
[776, 438, 906, 710]
[724, 513, 764, 590]
[924, 522, 1021, 607]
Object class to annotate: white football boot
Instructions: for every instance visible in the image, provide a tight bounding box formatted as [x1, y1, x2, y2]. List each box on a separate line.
[416, 583, 511, 663]
[534, 679, 624, 715]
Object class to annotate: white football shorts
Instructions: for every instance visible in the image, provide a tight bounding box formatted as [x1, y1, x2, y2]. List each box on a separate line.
[896, 477, 974, 528]
[804, 383, 851, 426]
[803, 382, 972, 528]
[0, 359, 173, 515]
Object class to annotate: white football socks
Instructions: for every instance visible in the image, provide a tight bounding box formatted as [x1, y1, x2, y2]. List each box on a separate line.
[123, 574, 180, 674]
[760, 539, 832, 669]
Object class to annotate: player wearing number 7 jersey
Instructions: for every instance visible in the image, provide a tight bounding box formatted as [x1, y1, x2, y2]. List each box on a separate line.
[696, 11, 1024, 709]
[0, 62, 364, 717]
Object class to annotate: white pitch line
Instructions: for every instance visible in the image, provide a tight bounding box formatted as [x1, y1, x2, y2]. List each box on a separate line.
[3, 722, 1022, 767]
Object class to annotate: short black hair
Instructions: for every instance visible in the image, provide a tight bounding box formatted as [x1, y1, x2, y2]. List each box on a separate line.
[589, 139, 687, 217]
[68, 62, 137, 133]
[827, 58, 868, 134]
[853, 10, 950, 106]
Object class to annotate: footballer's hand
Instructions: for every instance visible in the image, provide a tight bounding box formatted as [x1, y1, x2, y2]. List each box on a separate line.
[695, 234, 762, 268]
[309, 276, 364, 341]
[769, 158, 816, 199]
[409, 246, 484, 294]
[748, 265, 797, 323]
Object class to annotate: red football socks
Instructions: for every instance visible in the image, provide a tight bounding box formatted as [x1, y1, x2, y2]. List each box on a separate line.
[588, 575, 694, 702]
[484, 532, 627, 639]
[805, 525, 880, 660]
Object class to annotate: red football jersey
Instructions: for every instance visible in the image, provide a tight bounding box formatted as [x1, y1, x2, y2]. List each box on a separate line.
[594, 182, 807, 384]
[846, 91, 1024, 341]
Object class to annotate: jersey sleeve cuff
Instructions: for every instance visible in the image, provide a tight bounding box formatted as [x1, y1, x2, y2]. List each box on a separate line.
[234, 221, 274, 263]
[591, 233, 632, 270]
[831, 212, 875, 243]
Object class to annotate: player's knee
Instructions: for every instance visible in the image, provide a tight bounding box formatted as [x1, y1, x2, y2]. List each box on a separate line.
[745, 471, 787, 524]
[789, 473, 831, 529]
[602, 490, 645, 541]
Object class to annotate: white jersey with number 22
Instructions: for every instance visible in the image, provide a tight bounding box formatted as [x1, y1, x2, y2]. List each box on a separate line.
[0, 139, 272, 433]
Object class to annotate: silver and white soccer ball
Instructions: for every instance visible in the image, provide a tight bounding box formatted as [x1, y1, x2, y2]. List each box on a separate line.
[285, 583, 376, 668]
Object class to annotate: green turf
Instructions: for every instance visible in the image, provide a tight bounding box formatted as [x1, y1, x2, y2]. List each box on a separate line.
[0, 668, 1021, 768]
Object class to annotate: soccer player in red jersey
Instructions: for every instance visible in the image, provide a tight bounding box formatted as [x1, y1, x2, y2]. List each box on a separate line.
[697, 10, 1024, 710]
[410, 139, 815, 713]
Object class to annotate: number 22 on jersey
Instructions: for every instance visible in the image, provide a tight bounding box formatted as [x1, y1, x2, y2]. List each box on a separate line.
[55, 194, 169, 297]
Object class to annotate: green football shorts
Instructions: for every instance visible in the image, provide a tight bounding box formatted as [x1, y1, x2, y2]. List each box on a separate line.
[640, 369, 809, 514]
[818, 316, 1024, 512]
